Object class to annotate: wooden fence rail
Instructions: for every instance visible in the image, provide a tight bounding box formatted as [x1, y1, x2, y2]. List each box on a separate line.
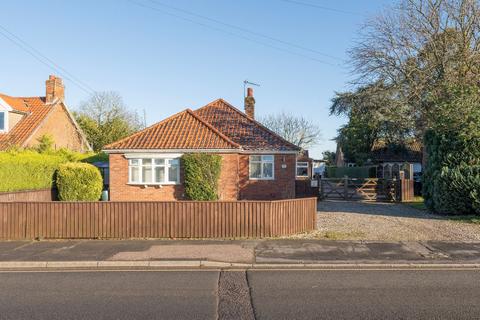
[0, 198, 317, 240]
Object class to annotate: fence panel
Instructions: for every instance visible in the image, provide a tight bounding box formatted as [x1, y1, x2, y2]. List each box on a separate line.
[0, 189, 57, 202]
[0, 198, 317, 240]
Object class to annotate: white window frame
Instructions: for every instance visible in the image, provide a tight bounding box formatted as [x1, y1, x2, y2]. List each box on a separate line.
[128, 157, 180, 185]
[296, 161, 309, 177]
[249, 155, 275, 180]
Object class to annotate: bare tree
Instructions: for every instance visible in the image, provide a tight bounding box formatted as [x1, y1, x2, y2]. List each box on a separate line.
[75, 92, 144, 151]
[260, 112, 322, 150]
[350, 0, 480, 135]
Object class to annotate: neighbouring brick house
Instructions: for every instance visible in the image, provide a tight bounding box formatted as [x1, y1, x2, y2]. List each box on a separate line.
[104, 88, 301, 201]
[0, 75, 90, 151]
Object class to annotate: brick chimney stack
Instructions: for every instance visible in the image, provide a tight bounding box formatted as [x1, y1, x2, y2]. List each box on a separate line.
[244, 87, 255, 119]
[45, 75, 65, 104]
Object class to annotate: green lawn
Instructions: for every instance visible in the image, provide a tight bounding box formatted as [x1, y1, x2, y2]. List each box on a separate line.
[447, 215, 480, 225]
[404, 197, 480, 224]
[404, 196, 427, 210]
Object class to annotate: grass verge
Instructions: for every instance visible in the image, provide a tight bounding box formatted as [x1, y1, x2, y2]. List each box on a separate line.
[447, 215, 480, 225]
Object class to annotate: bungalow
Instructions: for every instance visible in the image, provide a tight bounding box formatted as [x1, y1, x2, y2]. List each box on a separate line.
[103, 89, 301, 201]
[0, 75, 90, 152]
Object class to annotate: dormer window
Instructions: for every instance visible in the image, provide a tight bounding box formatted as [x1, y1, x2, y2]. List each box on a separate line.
[0, 111, 5, 132]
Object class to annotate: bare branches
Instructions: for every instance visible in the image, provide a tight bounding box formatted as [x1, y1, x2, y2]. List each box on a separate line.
[259, 112, 322, 150]
[348, 0, 480, 136]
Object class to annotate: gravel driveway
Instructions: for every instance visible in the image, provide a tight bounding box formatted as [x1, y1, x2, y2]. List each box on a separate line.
[301, 200, 480, 241]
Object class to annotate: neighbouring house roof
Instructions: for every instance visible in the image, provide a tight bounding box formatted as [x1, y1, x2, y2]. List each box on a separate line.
[104, 109, 241, 150]
[0, 93, 91, 151]
[0, 94, 53, 149]
[296, 150, 312, 162]
[370, 140, 422, 163]
[194, 99, 300, 152]
[105, 98, 300, 153]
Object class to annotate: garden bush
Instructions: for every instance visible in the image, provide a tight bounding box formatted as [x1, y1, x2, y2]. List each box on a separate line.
[183, 153, 222, 201]
[0, 149, 106, 193]
[0, 150, 70, 192]
[423, 130, 480, 212]
[422, 85, 480, 215]
[432, 166, 480, 215]
[56, 162, 103, 201]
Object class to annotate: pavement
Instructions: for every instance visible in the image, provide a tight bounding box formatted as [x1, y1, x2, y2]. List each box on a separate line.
[1, 239, 480, 269]
[1, 269, 480, 319]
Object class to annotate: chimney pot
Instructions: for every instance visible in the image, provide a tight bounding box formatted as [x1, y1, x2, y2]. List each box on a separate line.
[244, 87, 255, 119]
[45, 75, 65, 104]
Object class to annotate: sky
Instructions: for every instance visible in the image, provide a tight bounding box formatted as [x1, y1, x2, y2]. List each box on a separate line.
[0, 0, 392, 158]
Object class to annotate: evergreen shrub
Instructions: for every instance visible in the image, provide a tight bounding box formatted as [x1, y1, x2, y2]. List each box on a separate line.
[183, 153, 222, 201]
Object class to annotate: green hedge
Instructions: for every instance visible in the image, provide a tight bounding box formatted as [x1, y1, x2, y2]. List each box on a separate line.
[431, 166, 480, 215]
[56, 162, 103, 201]
[325, 166, 376, 178]
[423, 130, 480, 212]
[183, 153, 222, 201]
[0, 151, 71, 192]
[0, 150, 106, 193]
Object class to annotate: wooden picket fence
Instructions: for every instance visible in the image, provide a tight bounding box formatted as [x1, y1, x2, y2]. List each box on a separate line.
[0, 198, 317, 240]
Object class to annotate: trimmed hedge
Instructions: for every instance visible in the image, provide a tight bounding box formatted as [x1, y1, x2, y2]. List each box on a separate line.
[432, 166, 480, 215]
[183, 153, 222, 201]
[56, 162, 103, 201]
[325, 166, 376, 179]
[0, 150, 106, 193]
[0, 151, 70, 192]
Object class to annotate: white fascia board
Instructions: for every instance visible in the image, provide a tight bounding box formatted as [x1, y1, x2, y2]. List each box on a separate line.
[124, 153, 183, 159]
[103, 148, 242, 154]
[103, 148, 299, 155]
[241, 150, 299, 155]
[0, 97, 13, 111]
[102, 149, 299, 155]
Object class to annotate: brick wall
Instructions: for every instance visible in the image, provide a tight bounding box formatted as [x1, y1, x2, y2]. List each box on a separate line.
[217, 153, 239, 200]
[109, 153, 239, 201]
[238, 154, 296, 200]
[27, 103, 88, 152]
[109, 152, 295, 201]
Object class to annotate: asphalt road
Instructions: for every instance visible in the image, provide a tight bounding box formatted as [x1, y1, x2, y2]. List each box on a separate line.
[0, 269, 479, 319]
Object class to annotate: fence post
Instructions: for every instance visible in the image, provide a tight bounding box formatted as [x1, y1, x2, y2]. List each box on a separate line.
[344, 175, 348, 200]
[319, 177, 324, 200]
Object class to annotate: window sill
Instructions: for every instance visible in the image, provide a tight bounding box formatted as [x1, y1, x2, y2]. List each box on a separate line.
[127, 183, 180, 186]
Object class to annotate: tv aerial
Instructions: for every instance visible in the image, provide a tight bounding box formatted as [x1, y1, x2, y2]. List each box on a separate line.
[243, 80, 260, 97]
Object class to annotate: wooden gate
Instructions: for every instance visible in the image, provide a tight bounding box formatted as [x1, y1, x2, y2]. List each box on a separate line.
[319, 177, 412, 202]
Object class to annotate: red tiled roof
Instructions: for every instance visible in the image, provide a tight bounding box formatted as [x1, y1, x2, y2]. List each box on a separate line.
[194, 99, 300, 151]
[104, 109, 240, 150]
[371, 140, 422, 163]
[0, 94, 53, 150]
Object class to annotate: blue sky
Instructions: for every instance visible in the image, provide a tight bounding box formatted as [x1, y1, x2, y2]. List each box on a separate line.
[0, 0, 392, 158]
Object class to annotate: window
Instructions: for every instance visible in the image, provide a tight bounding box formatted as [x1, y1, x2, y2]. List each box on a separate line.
[0, 112, 4, 131]
[296, 162, 309, 177]
[128, 158, 180, 184]
[249, 155, 274, 180]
